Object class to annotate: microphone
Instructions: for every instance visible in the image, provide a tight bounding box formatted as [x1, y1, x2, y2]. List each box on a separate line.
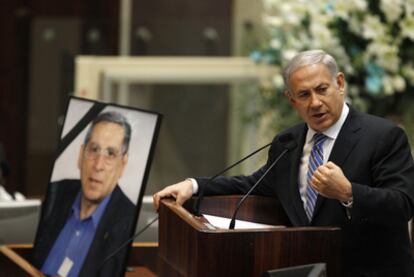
[96, 216, 158, 276]
[193, 142, 272, 216]
[228, 135, 297, 229]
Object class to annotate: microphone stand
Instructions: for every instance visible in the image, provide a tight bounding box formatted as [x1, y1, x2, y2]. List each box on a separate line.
[193, 142, 272, 216]
[228, 149, 288, 229]
[96, 216, 159, 276]
[228, 139, 297, 229]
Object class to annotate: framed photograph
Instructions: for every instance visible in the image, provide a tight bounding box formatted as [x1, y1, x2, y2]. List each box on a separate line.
[32, 96, 161, 276]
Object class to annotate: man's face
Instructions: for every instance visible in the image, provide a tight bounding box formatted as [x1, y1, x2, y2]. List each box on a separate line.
[78, 122, 128, 204]
[285, 64, 345, 132]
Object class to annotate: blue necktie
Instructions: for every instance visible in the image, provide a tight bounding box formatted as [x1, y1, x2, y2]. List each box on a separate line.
[305, 133, 328, 221]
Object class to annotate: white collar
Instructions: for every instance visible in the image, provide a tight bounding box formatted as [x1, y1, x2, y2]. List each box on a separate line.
[306, 103, 349, 143]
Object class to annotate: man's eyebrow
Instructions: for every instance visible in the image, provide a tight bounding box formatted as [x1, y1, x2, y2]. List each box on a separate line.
[89, 142, 120, 150]
[293, 82, 330, 96]
[314, 82, 329, 89]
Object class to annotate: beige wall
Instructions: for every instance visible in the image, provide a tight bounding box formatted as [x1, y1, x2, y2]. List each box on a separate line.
[232, 0, 264, 55]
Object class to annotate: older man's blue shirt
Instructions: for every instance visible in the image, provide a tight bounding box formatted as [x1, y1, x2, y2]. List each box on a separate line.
[41, 190, 112, 277]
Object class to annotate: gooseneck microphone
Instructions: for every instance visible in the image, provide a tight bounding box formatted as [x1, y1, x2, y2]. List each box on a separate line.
[228, 135, 297, 229]
[193, 142, 272, 216]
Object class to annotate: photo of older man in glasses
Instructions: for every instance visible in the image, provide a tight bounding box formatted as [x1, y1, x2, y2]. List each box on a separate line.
[32, 111, 136, 277]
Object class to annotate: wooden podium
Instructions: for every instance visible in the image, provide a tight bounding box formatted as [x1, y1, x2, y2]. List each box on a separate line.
[157, 196, 341, 277]
[0, 243, 159, 277]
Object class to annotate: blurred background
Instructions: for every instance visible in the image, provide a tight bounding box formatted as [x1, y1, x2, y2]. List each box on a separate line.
[0, 0, 266, 243]
[1, 0, 414, 243]
[0, 0, 266, 199]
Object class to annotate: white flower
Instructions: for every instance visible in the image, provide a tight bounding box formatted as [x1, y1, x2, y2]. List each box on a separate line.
[352, 0, 368, 10]
[344, 0, 368, 11]
[405, 1, 414, 14]
[365, 42, 400, 72]
[402, 65, 414, 86]
[382, 75, 395, 95]
[393, 75, 406, 92]
[263, 15, 283, 27]
[380, 0, 404, 23]
[333, 0, 367, 20]
[362, 15, 387, 40]
[286, 30, 310, 49]
[399, 15, 414, 40]
[382, 75, 406, 95]
[348, 16, 364, 36]
[270, 38, 281, 49]
[309, 22, 333, 47]
[260, 0, 413, 98]
[279, 3, 299, 25]
[332, 1, 351, 20]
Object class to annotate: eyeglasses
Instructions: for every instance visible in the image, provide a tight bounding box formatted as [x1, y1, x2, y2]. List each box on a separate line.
[84, 143, 123, 165]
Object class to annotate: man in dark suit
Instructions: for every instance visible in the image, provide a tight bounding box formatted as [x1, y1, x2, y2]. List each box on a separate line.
[153, 50, 414, 276]
[32, 111, 136, 277]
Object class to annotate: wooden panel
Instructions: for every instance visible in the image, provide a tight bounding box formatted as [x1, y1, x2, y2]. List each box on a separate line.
[0, 246, 45, 277]
[131, 0, 232, 55]
[127, 242, 159, 273]
[5, 243, 159, 276]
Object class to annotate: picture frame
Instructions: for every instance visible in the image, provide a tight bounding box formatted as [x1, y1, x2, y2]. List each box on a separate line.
[32, 96, 162, 276]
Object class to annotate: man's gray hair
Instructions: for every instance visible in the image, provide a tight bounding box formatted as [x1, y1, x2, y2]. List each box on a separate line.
[283, 49, 339, 92]
[84, 111, 132, 154]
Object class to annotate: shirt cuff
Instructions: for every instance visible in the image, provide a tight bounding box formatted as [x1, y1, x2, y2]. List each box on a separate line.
[341, 197, 353, 208]
[187, 178, 198, 194]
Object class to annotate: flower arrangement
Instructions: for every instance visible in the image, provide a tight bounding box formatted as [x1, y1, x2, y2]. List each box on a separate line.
[248, 0, 414, 145]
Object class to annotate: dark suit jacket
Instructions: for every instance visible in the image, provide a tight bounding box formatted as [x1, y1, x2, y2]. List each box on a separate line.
[197, 108, 414, 277]
[32, 179, 136, 277]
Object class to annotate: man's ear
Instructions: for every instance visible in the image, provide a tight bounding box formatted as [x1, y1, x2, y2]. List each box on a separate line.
[336, 72, 345, 93]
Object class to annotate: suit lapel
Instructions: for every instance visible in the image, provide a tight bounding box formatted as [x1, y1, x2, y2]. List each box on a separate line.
[313, 108, 362, 218]
[328, 109, 362, 166]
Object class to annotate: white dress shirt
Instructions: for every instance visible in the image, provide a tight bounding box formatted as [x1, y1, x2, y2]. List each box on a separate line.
[298, 103, 349, 208]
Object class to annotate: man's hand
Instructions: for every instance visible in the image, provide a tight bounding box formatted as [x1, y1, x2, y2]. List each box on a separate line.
[311, 161, 352, 202]
[152, 179, 194, 211]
